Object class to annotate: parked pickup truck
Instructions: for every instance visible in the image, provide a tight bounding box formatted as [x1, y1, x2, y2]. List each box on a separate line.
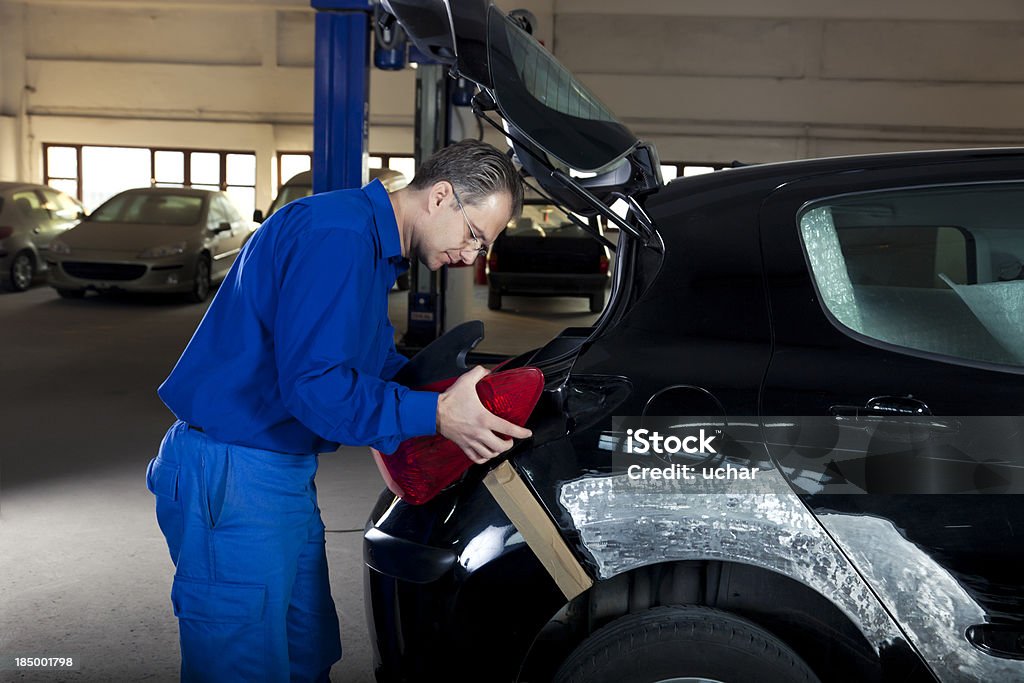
[487, 199, 611, 312]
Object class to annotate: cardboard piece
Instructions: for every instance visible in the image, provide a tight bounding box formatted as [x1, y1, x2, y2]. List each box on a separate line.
[483, 461, 594, 600]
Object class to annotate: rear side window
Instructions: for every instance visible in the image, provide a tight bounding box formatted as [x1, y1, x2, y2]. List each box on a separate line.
[799, 182, 1024, 368]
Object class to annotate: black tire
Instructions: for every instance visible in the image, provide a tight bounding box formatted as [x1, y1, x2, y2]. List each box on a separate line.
[186, 254, 211, 303]
[589, 290, 605, 313]
[553, 606, 821, 683]
[56, 288, 85, 299]
[487, 289, 502, 311]
[5, 251, 35, 292]
[396, 272, 410, 291]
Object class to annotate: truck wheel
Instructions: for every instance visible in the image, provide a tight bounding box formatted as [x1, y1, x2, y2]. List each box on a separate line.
[553, 606, 820, 683]
[589, 290, 605, 313]
[488, 289, 502, 311]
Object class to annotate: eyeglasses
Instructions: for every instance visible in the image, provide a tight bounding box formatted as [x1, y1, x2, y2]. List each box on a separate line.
[451, 187, 488, 258]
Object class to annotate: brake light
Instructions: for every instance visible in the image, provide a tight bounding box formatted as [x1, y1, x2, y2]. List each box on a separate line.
[371, 367, 544, 505]
[0, 226, 13, 240]
[599, 254, 609, 274]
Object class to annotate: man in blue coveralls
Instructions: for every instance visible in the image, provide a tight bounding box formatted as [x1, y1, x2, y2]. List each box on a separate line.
[146, 140, 529, 682]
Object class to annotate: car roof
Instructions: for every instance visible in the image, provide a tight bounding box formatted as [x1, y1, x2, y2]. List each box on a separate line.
[115, 187, 218, 197]
[0, 181, 58, 193]
[665, 147, 1024, 191]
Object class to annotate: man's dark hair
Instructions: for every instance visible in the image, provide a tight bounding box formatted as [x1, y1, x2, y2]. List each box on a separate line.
[410, 139, 524, 220]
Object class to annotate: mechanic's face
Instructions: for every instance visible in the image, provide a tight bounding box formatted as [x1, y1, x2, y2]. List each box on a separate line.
[419, 182, 512, 271]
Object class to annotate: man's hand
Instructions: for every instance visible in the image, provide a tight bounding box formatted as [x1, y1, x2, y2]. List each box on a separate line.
[436, 366, 533, 464]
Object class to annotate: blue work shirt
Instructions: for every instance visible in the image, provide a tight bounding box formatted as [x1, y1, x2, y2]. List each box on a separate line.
[158, 179, 438, 455]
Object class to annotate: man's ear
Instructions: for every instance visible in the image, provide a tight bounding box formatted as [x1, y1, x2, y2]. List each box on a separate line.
[427, 181, 453, 213]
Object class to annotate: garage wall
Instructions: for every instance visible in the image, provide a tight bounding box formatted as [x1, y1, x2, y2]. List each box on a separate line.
[4, 0, 420, 207]
[4, 0, 1023, 193]
[554, 0, 1024, 163]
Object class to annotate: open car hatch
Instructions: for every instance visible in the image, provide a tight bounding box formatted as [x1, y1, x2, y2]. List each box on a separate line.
[379, 0, 662, 232]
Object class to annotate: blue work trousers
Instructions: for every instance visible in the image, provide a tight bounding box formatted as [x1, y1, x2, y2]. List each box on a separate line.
[146, 421, 342, 682]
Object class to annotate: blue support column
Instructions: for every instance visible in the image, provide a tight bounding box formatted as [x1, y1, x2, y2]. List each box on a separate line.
[312, 0, 373, 194]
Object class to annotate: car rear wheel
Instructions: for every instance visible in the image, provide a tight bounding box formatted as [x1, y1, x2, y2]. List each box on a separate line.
[56, 288, 86, 299]
[5, 251, 35, 292]
[589, 290, 605, 313]
[488, 289, 502, 310]
[553, 606, 820, 683]
[186, 255, 211, 303]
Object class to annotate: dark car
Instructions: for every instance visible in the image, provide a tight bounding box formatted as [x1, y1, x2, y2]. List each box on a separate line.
[365, 3, 1024, 682]
[0, 182, 84, 291]
[486, 200, 611, 312]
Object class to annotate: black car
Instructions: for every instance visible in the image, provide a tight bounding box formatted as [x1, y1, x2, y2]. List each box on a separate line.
[365, 3, 1024, 682]
[486, 199, 611, 312]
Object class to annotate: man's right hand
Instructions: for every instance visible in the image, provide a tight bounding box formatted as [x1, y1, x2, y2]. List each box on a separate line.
[436, 366, 533, 464]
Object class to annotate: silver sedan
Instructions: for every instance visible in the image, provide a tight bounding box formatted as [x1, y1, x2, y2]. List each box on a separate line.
[0, 182, 84, 292]
[47, 187, 256, 303]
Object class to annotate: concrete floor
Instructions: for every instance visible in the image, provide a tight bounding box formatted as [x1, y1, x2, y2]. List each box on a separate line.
[0, 280, 598, 682]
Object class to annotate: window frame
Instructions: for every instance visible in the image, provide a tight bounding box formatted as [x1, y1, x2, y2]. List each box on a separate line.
[796, 180, 1024, 375]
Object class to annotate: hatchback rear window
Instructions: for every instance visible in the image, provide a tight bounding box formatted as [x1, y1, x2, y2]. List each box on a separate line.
[799, 182, 1024, 368]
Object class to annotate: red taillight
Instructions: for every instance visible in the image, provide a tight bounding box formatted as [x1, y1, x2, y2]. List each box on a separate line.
[371, 367, 544, 505]
[599, 254, 609, 274]
[0, 226, 13, 240]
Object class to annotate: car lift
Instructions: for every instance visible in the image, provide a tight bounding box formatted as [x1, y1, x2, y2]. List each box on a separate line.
[310, 0, 474, 353]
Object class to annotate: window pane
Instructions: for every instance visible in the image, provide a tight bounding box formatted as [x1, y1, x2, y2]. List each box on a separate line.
[227, 153, 256, 186]
[190, 152, 220, 186]
[368, 156, 383, 169]
[280, 154, 311, 185]
[225, 186, 256, 222]
[48, 179, 79, 199]
[388, 156, 415, 180]
[81, 146, 152, 211]
[155, 182, 184, 188]
[799, 182, 1024, 368]
[660, 165, 679, 182]
[47, 146, 78, 179]
[193, 184, 219, 193]
[683, 165, 714, 177]
[155, 151, 185, 183]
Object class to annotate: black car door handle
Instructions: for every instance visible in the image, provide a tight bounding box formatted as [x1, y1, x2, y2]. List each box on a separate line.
[830, 397, 959, 437]
[830, 396, 931, 417]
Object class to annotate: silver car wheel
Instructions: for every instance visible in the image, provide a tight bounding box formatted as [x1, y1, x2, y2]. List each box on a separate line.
[10, 252, 35, 292]
[188, 256, 211, 303]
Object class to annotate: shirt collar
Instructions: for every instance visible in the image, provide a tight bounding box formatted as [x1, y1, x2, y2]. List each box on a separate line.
[363, 178, 403, 261]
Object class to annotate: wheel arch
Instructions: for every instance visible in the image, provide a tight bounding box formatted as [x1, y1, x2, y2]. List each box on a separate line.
[517, 559, 923, 683]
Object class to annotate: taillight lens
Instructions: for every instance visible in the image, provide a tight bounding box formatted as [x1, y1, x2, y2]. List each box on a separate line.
[371, 367, 544, 505]
[0, 226, 13, 240]
[599, 254, 609, 274]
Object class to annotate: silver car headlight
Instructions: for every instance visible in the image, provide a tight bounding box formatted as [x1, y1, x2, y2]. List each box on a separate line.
[50, 240, 72, 255]
[138, 242, 187, 258]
